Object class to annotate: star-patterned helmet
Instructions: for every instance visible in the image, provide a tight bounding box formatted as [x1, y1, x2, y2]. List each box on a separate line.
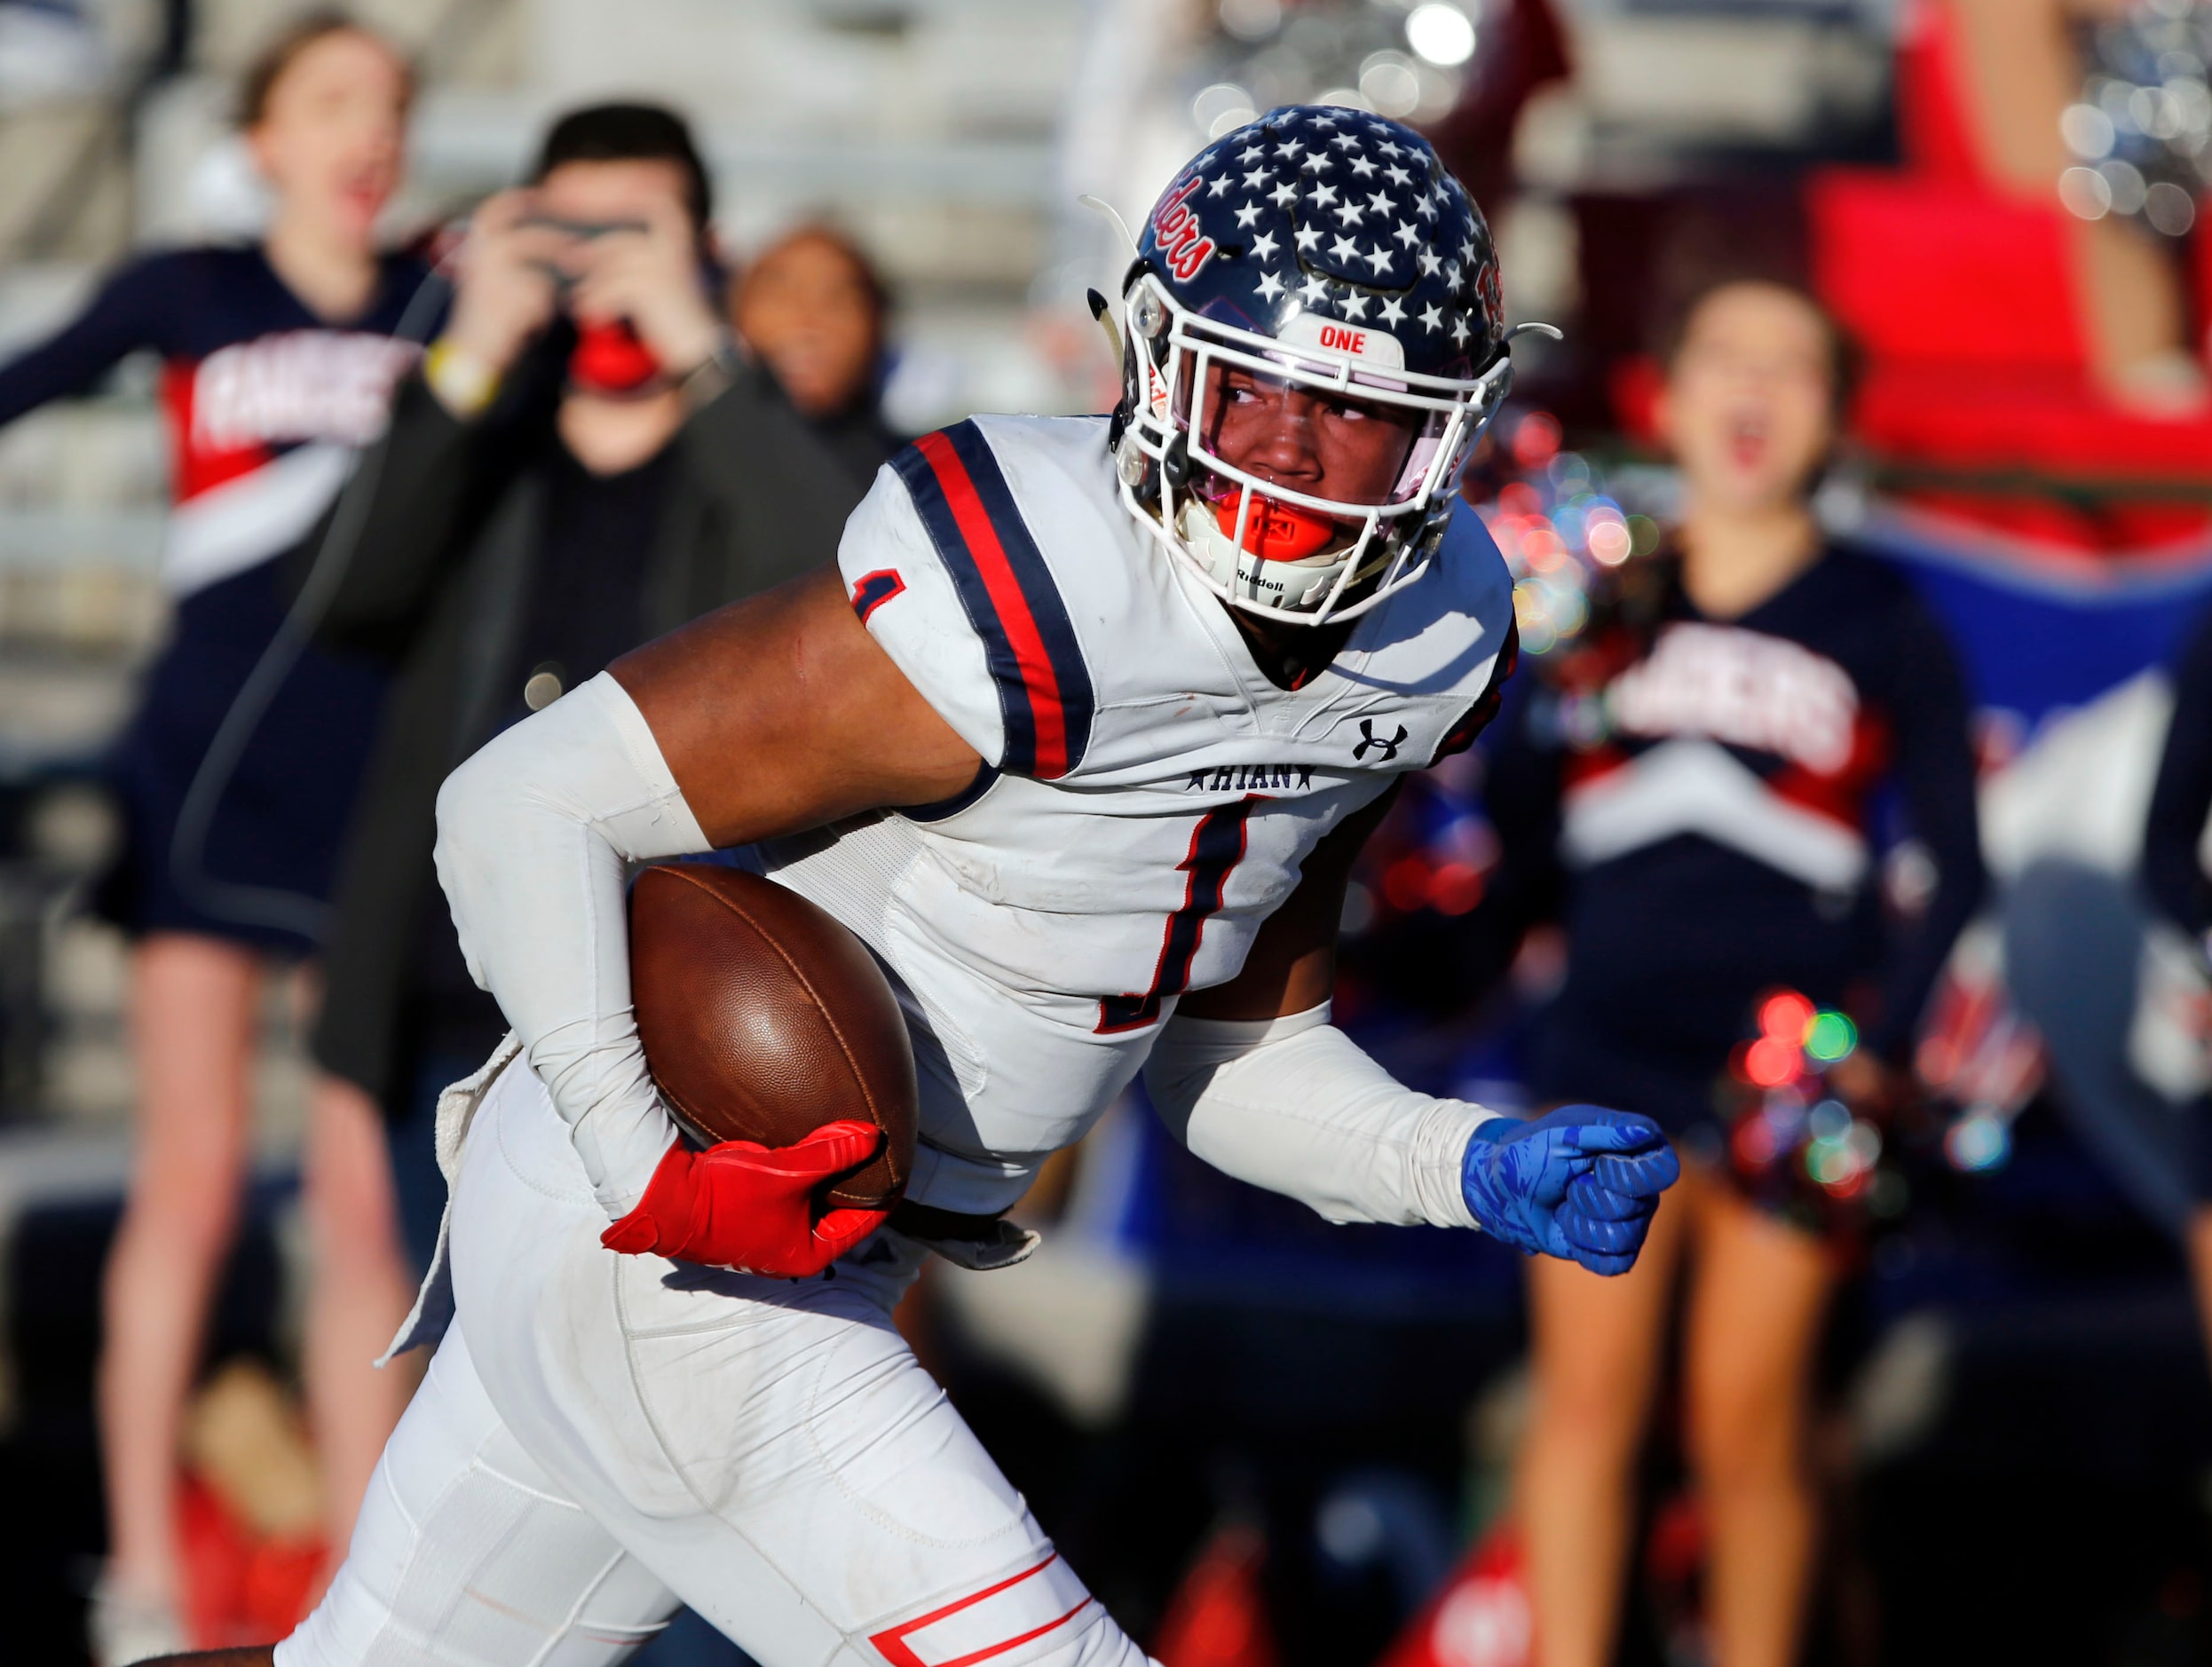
[1110, 105, 1526, 625]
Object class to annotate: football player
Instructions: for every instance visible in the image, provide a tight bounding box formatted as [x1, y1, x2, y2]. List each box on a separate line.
[223, 107, 1679, 1667]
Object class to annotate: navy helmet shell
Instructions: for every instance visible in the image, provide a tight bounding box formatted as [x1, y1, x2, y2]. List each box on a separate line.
[1134, 104, 1504, 381]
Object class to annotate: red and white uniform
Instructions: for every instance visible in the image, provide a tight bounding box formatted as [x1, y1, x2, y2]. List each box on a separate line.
[280, 415, 1515, 1667]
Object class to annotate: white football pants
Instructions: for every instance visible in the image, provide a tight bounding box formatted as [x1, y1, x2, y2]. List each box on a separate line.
[279, 1060, 1151, 1667]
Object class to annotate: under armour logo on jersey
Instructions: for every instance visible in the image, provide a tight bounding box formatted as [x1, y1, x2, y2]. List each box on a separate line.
[1354, 719, 1409, 762]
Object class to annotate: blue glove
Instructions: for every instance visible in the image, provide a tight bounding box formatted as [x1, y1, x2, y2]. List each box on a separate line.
[1462, 1107, 1680, 1276]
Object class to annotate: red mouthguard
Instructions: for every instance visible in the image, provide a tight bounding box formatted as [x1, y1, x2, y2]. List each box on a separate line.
[1213, 490, 1340, 562]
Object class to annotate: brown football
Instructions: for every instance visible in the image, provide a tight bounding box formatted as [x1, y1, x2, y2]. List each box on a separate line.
[628, 864, 916, 1211]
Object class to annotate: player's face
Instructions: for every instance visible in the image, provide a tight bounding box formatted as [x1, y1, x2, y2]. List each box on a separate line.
[1657, 283, 1836, 516]
[249, 30, 409, 249]
[1197, 359, 1424, 510]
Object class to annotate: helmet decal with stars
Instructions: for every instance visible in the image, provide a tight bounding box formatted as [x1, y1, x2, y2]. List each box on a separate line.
[1110, 103, 1544, 627]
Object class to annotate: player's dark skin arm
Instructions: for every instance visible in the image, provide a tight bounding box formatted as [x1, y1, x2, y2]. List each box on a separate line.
[612, 565, 984, 836]
[612, 566, 1388, 1023]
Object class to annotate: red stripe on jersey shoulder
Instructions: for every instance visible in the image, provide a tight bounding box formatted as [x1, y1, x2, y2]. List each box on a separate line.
[911, 430, 1074, 779]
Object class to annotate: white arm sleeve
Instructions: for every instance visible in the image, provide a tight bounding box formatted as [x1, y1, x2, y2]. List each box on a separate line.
[432, 672, 710, 1214]
[1142, 1003, 1498, 1229]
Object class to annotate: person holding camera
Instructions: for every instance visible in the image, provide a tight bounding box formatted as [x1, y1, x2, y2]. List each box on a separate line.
[301, 102, 870, 1284]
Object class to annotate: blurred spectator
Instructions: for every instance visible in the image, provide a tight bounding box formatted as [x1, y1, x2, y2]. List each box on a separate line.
[2140, 603, 2212, 1360]
[0, 0, 107, 101]
[0, 13, 427, 1660]
[1945, 0, 2207, 410]
[1471, 280, 1984, 1667]
[731, 222, 900, 475]
[302, 103, 867, 1304]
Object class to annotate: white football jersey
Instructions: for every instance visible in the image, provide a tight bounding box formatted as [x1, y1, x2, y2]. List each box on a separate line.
[751, 415, 1515, 1213]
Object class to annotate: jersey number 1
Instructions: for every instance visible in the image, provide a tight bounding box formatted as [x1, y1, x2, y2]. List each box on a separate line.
[1096, 797, 1260, 1034]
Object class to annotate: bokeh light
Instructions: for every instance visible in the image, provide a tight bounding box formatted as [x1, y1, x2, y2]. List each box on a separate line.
[1805, 1010, 1858, 1063]
[1406, 2, 1477, 68]
[1946, 1111, 2012, 1173]
[1744, 1036, 1800, 1089]
[1807, 1099, 1852, 1143]
[1509, 413, 1560, 470]
[1382, 856, 1431, 913]
[1759, 991, 1816, 1042]
[1429, 861, 1483, 915]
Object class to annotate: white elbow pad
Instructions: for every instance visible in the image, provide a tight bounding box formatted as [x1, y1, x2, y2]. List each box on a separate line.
[433, 672, 710, 1212]
[1142, 1003, 1494, 1229]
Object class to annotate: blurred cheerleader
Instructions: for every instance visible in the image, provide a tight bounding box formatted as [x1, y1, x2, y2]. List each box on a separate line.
[1475, 281, 1985, 1667]
[0, 13, 432, 1657]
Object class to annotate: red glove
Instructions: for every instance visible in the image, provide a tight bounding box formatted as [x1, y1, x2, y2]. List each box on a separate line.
[600, 1120, 888, 1276]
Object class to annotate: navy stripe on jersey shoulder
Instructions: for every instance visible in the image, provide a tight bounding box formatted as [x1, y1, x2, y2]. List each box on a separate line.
[889, 422, 1094, 778]
[940, 423, 1096, 776]
[897, 762, 1001, 824]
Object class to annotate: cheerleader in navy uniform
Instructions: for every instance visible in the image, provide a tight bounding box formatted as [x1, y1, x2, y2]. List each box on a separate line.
[1479, 281, 1985, 1667]
[0, 16, 433, 1658]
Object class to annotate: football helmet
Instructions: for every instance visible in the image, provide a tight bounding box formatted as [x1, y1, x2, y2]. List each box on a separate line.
[1110, 105, 1532, 625]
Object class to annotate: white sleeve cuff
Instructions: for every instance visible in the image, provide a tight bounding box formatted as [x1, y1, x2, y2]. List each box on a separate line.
[1142, 1002, 1496, 1229]
[433, 673, 709, 1213]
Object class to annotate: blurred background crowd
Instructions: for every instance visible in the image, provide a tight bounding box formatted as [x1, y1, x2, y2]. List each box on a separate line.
[3, 1, 2212, 1664]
